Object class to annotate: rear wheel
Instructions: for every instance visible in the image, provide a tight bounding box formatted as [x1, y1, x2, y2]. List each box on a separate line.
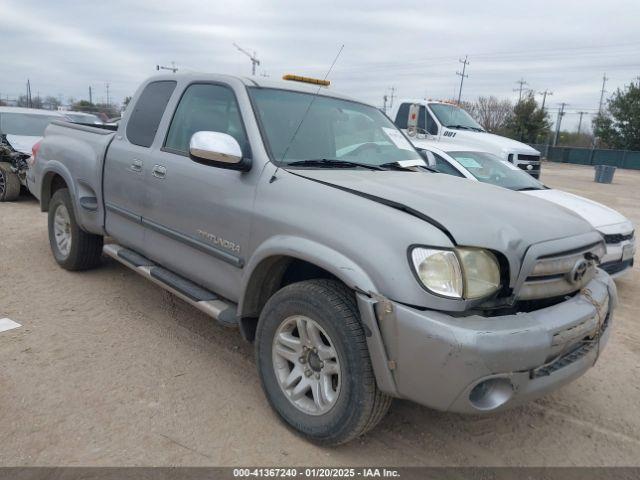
[0, 162, 21, 202]
[48, 188, 103, 270]
[255, 279, 392, 445]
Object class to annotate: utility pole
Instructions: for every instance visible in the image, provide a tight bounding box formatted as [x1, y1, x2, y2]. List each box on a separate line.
[537, 89, 553, 111]
[382, 87, 396, 113]
[105, 83, 110, 107]
[514, 79, 528, 103]
[89, 86, 93, 104]
[598, 73, 608, 114]
[156, 61, 178, 73]
[233, 43, 260, 76]
[577, 111, 588, 134]
[554, 102, 567, 146]
[388, 86, 396, 111]
[26, 79, 32, 108]
[456, 55, 469, 104]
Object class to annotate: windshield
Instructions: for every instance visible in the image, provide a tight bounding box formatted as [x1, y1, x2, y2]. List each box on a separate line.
[448, 151, 545, 191]
[428, 103, 483, 131]
[249, 88, 422, 167]
[0, 113, 60, 136]
[65, 113, 103, 124]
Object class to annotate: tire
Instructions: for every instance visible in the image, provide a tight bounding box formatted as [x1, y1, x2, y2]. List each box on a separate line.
[48, 188, 103, 271]
[0, 162, 21, 202]
[255, 279, 392, 445]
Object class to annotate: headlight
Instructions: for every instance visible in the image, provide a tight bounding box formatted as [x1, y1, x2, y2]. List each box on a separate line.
[411, 247, 501, 299]
[411, 248, 463, 298]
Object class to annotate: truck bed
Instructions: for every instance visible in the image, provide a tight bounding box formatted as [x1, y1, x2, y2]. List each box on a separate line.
[36, 121, 117, 235]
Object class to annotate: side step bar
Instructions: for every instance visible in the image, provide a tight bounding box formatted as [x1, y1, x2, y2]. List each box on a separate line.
[103, 243, 238, 327]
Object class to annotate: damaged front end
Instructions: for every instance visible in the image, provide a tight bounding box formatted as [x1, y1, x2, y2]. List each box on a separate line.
[1, 134, 30, 178]
[356, 233, 616, 414]
[0, 134, 30, 201]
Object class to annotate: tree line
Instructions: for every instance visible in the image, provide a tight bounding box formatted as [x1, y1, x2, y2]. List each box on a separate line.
[460, 81, 639, 151]
[0, 94, 124, 120]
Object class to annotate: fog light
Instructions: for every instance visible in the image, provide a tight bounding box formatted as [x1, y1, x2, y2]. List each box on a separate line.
[469, 378, 514, 411]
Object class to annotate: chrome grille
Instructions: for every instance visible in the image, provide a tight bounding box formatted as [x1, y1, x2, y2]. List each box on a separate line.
[520, 242, 606, 300]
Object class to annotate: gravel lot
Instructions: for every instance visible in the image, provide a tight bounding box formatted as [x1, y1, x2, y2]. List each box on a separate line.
[1, 162, 639, 466]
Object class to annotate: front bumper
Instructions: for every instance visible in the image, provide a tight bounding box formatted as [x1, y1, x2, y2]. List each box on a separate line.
[601, 239, 635, 278]
[358, 269, 616, 414]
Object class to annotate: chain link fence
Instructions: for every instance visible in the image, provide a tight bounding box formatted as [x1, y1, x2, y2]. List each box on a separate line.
[530, 144, 640, 170]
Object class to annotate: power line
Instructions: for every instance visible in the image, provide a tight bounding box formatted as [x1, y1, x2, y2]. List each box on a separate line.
[456, 55, 469, 104]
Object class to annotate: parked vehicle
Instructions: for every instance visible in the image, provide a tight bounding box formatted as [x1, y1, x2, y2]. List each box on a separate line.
[391, 100, 542, 178]
[62, 111, 104, 125]
[419, 142, 636, 277]
[33, 73, 616, 445]
[0, 107, 66, 201]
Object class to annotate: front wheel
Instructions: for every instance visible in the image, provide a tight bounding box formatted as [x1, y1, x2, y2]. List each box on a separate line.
[48, 188, 103, 270]
[255, 279, 392, 445]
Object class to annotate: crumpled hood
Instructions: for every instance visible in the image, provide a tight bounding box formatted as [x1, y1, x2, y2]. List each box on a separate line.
[5, 135, 41, 155]
[295, 169, 594, 255]
[523, 188, 631, 230]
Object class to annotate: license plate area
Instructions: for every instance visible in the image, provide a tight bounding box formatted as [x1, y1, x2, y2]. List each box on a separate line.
[622, 242, 635, 261]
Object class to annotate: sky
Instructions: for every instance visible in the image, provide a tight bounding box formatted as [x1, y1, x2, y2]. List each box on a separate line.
[2, 0, 640, 132]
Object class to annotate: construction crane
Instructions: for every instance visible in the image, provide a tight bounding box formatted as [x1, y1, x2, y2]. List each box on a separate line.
[233, 43, 260, 76]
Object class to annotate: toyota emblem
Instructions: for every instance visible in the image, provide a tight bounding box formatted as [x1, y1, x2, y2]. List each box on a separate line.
[568, 259, 589, 284]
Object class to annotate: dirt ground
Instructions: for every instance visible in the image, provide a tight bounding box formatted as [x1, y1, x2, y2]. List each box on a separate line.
[1, 162, 639, 467]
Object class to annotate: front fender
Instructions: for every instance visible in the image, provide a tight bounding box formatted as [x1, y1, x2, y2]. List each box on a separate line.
[239, 235, 378, 316]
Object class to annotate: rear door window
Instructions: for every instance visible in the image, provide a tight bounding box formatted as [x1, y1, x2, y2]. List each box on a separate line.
[418, 107, 438, 135]
[394, 103, 410, 129]
[126, 80, 177, 147]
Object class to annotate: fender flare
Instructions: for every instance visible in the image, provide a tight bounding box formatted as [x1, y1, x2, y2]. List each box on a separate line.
[239, 235, 377, 317]
[40, 161, 77, 213]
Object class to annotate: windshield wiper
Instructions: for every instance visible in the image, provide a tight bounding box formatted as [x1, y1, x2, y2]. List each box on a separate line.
[286, 159, 385, 171]
[515, 186, 543, 191]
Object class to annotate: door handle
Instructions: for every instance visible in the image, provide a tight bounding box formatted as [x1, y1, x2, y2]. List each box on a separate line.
[130, 159, 143, 172]
[152, 164, 167, 179]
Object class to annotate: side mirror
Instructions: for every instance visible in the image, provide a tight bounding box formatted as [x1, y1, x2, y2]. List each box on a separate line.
[418, 149, 436, 167]
[189, 131, 251, 171]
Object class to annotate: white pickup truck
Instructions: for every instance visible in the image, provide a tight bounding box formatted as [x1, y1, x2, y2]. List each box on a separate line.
[391, 100, 542, 178]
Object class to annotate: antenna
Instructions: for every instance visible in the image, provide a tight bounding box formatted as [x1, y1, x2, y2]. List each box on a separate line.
[270, 44, 345, 183]
[233, 43, 260, 76]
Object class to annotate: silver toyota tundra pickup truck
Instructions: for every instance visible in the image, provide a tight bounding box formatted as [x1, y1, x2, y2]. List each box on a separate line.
[31, 73, 616, 445]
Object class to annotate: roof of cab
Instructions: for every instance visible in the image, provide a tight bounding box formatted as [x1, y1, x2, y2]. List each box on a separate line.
[147, 72, 360, 103]
[0, 106, 66, 116]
